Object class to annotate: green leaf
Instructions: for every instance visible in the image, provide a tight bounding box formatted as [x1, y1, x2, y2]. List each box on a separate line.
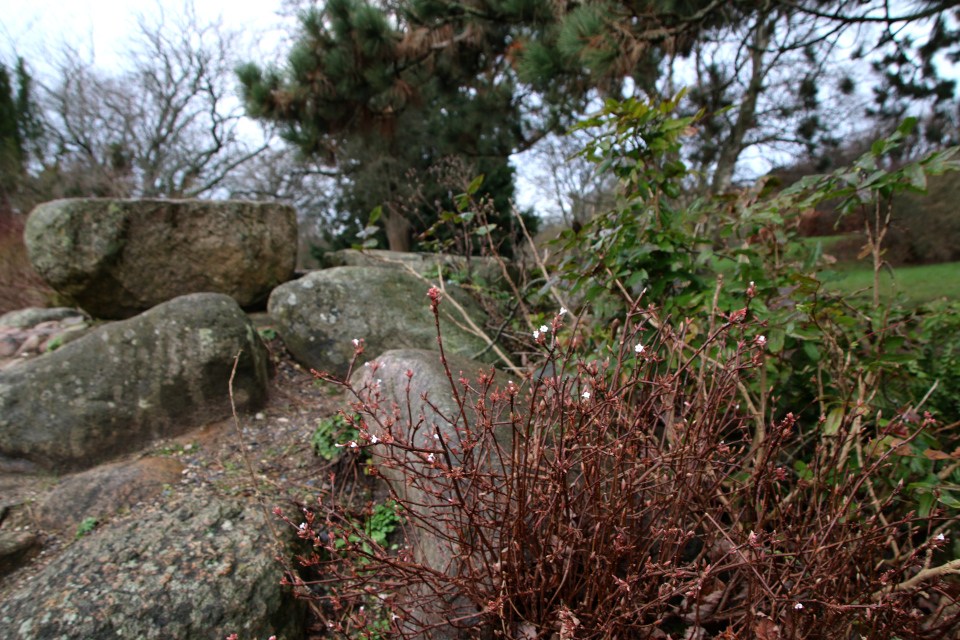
[938, 492, 960, 509]
[919, 491, 936, 517]
[903, 163, 926, 190]
[626, 270, 648, 287]
[474, 224, 498, 236]
[823, 407, 845, 436]
[467, 174, 485, 195]
[367, 205, 382, 225]
[768, 328, 785, 353]
[897, 117, 918, 136]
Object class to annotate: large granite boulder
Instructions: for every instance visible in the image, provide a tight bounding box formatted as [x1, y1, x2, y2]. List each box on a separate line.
[268, 267, 493, 378]
[0, 293, 269, 472]
[351, 350, 510, 639]
[25, 199, 297, 319]
[350, 349, 508, 569]
[0, 491, 305, 640]
[321, 249, 517, 288]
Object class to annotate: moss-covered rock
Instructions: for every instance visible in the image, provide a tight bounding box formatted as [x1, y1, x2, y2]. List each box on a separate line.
[268, 266, 493, 378]
[0, 491, 305, 640]
[0, 293, 269, 472]
[25, 199, 297, 319]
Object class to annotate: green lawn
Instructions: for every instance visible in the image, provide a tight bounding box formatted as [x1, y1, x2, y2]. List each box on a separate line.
[705, 236, 960, 306]
[821, 261, 960, 306]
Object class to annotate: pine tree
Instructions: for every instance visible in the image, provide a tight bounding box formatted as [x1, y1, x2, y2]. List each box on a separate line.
[238, 0, 729, 251]
[241, 0, 955, 242]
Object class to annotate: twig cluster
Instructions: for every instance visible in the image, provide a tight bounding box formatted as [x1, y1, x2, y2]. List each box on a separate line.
[281, 292, 960, 640]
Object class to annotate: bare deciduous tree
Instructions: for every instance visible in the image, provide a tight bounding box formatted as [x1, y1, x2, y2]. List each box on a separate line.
[40, 1, 269, 199]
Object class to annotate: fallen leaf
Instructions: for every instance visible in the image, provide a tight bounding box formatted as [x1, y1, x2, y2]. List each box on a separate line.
[755, 618, 781, 640]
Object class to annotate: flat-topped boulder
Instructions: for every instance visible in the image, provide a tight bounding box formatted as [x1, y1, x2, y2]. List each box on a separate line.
[25, 199, 297, 319]
[0, 293, 269, 472]
[268, 266, 494, 378]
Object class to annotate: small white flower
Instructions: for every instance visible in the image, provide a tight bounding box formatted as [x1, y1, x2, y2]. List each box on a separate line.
[349, 441, 357, 448]
[582, 391, 591, 399]
[370, 434, 380, 444]
[750, 281, 755, 287]
[794, 602, 804, 610]
[334, 443, 345, 448]
[559, 307, 568, 316]
[433, 433, 440, 440]
[352, 338, 360, 346]
[539, 324, 550, 334]
[533, 330, 540, 339]
[936, 533, 945, 541]
[757, 335, 767, 346]
[391, 614, 400, 622]
[634, 343, 645, 354]
[298, 522, 307, 531]
[427, 453, 435, 462]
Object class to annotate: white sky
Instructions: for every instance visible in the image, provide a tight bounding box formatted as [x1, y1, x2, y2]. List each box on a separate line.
[2, 0, 292, 72]
[3, 1, 957, 217]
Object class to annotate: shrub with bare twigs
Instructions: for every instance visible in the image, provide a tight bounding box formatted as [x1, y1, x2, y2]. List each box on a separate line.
[278, 286, 960, 640]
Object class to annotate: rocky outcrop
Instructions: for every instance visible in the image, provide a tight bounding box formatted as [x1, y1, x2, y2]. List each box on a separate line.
[0, 308, 85, 329]
[25, 199, 297, 319]
[0, 491, 305, 640]
[0, 293, 269, 472]
[268, 267, 493, 378]
[32, 457, 185, 535]
[0, 531, 41, 578]
[0, 310, 92, 372]
[321, 249, 517, 287]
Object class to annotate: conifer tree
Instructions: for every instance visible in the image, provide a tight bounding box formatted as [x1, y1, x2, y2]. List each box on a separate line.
[240, 0, 959, 245]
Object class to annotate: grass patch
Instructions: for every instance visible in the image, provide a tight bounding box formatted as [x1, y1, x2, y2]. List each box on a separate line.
[823, 261, 960, 305]
[798, 234, 853, 256]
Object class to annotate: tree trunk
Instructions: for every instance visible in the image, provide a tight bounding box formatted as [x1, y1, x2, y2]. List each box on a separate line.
[711, 15, 771, 194]
[384, 207, 412, 252]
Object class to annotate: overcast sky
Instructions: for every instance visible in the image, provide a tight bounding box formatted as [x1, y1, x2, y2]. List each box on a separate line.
[2, 0, 291, 74]
[4, 1, 956, 216]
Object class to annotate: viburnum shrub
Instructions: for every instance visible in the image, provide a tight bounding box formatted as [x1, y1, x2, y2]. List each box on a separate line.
[278, 287, 960, 639]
